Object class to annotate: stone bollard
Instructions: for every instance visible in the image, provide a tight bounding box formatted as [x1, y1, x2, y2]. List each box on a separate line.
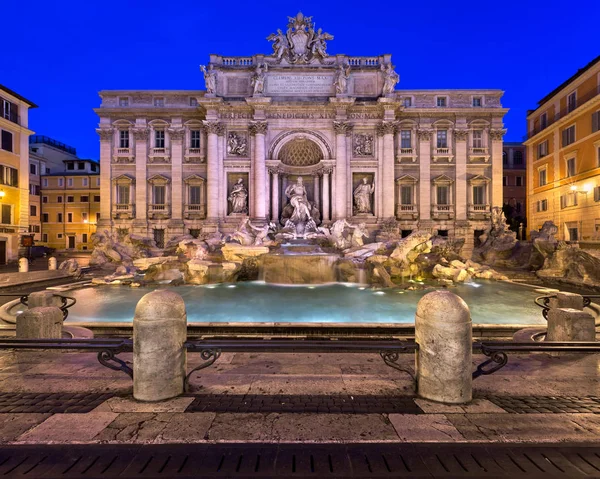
[48, 257, 57, 270]
[18, 258, 28, 273]
[415, 290, 472, 404]
[28, 291, 63, 309]
[547, 308, 595, 341]
[133, 290, 187, 402]
[16, 306, 63, 339]
[549, 292, 584, 311]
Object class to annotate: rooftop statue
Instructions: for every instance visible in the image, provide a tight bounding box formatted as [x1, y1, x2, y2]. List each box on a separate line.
[200, 64, 217, 94]
[381, 64, 399, 95]
[267, 12, 334, 64]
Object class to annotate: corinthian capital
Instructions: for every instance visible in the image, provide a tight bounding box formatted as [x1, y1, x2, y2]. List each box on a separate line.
[453, 129, 469, 141]
[96, 128, 113, 141]
[203, 121, 224, 135]
[168, 128, 186, 141]
[333, 121, 353, 135]
[489, 128, 507, 141]
[132, 128, 150, 140]
[249, 121, 268, 136]
[417, 129, 433, 141]
[376, 121, 396, 136]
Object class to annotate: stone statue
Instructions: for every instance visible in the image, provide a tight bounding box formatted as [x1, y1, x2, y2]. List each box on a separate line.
[330, 219, 351, 249]
[251, 63, 268, 95]
[267, 29, 289, 62]
[200, 64, 217, 94]
[333, 64, 350, 94]
[247, 221, 277, 246]
[353, 177, 375, 214]
[309, 28, 334, 58]
[381, 64, 399, 95]
[228, 178, 248, 214]
[348, 222, 369, 247]
[227, 132, 247, 156]
[281, 176, 321, 238]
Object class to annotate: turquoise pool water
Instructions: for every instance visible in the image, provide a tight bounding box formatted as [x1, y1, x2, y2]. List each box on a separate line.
[53, 281, 546, 325]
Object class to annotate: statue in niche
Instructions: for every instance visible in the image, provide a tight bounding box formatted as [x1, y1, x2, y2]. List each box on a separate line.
[381, 63, 399, 95]
[251, 63, 268, 95]
[285, 176, 312, 224]
[227, 132, 247, 156]
[333, 64, 351, 94]
[354, 134, 373, 156]
[280, 176, 321, 238]
[228, 178, 248, 214]
[353, 177, 375, 214]
[200, 64, 217, 94]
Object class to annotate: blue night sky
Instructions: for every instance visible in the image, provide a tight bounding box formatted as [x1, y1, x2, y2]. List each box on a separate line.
[3, 0, 599, 160]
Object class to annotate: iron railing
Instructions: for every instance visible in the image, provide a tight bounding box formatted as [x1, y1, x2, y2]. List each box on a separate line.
[534, 293, 600, 320]
[29, 135, 76, 155]
[0, 292, 76, 320]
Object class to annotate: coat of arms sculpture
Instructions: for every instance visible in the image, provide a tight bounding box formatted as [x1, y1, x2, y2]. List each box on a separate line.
[267, 12, 334, 64]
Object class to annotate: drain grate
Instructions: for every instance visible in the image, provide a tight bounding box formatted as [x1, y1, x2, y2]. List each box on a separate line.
[0, 443, 599, 477]
[485, 396, 600, 414]
[0, 393, 113, 413]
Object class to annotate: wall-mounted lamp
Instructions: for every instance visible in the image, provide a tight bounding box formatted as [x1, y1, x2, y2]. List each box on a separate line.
[0, 190, 5, 200]
[571, 184, 592, 195]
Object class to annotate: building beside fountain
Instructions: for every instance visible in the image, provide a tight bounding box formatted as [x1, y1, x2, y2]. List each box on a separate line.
[95, 12, 507, 253]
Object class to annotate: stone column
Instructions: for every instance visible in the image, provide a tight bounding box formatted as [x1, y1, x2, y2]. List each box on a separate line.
[96, 128, 113, 225]
[418, 129, 433, 220]
[322, 168, 331, 222]
[217, 128, 226, 219]
[250, 121, 268, 222]
[203, 121, 221, 222]
[270, 168, 279, 222]
[454, 129, 468, 220]
[489, 128, 506, 208]
[132, 127, 149, 222]
[313, 173, 320, 208]
[333, 122, 352, 219]
[169, 128, 185, 221]
[378, 122, 396, 219]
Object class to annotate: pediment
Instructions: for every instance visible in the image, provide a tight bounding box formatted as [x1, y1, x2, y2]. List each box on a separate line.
[112, 174, 135, 184]
[469, 174, 491, 184]
[395, 174, 419, 183]
[432, 174, 454, 184]
[184, 174, 206, 184]
[147, 174, 171, 184]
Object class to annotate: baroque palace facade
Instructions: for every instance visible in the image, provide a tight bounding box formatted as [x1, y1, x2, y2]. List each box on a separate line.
[95, 13, 507, 251]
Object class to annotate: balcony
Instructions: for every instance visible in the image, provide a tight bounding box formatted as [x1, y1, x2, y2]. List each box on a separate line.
[148, 204, 170, 219]
[395, 204, 418, 219]
[2, 110, 20, 126]
[431, 204, 455, 219]
[148, 148, 171, 163]
[468, 204, 491, 219]
[184, 147, 205, 163]
[184, 204, 206, 219]
[113, 147, 135, 163]
[112, 203, 135, 219]
[396, 147, 417, 163]
[432, 147, 454, 163]
[468, 147, 490, 162]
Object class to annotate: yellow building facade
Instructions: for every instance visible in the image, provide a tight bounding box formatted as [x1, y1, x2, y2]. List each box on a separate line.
[525, 56, 600, 241]
[0, 85, 36, 263]
[41, 159, 100, 251]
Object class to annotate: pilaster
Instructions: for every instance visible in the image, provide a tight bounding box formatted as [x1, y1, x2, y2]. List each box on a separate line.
[489, 128, 506, 208]
[377, 121, 397, 219]
[132, 127, 149, 224]
[333, 121, 352, 219]
[96, 128, 113, 226]
[169, 127, 185, 222]
[250, 121, 268, 222]
[454, 128, 468, 220]
[203, 121, 222, 223]
[418, 128, 433, 220]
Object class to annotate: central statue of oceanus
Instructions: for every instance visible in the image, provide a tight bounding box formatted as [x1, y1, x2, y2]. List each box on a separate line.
[280, 176, 321, 238]
[267, 12, 334, 64]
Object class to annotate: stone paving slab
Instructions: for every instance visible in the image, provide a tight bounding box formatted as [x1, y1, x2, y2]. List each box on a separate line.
[17, 412, 118, 443]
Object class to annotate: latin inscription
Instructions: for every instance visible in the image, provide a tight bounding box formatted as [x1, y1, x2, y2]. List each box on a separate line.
[267, 75, 334, 95]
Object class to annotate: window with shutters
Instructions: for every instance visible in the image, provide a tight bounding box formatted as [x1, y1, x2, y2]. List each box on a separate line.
[537, 140, 548, 158]
[0, 130, 12, 153]
[153, 185, 166, 204]
[567, 91, 577, 113]
[562, 125, 575, 147]
[472, 185, 486, 205]
[436, 185, 449, 205]
[566, 157, 576, 177]
[117, 185, 130, 204]
[536, 199, 548, 212]
[538, 168, 547, 187]
[400, 185, 413, 205]
[561, 192, 578, 209]
[189, 186, 201, 205]
[540, 112, 548, 129]
[1, 205, 10, 224]
[593, 111, 600, 133]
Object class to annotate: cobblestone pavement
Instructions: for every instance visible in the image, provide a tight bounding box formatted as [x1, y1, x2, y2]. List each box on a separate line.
[0, 349, 599, 444]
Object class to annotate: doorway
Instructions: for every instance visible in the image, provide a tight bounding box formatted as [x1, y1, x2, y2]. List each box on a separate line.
[67, 236, 75, 249]
[0, 241, 6, 265]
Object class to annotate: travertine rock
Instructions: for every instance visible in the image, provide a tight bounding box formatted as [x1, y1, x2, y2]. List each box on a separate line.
[221, 244, 270, 262]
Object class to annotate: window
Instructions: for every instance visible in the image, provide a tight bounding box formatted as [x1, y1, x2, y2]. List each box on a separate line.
[119, 97, 129, 107]
[472, 185, 485, 205]
[189, 97, 198, 107]
[403, 97, 412, 107]
[540, 112, 548, 129]
[58, 178, 64, 187]
[539, 168, 547, 186]
[43, 178, 48, 187]
[154, 97, 165, 107]
[117, 185, 130, 204]
[30, 164, 37, 175]
[1, 205, 10, 224]
[516, 176, 523, 187]
[66, 162, 74, 170]
[119, 130, 130, 148]
[514, 151, 523, 165]
[560, 193, 578, 209]
[30, 205, 37, 216]
[537, 140, 548, 158]
[91, 164, 98, 172]
[57, 233, 63, 239]
[189, 186, 201, 205]
[57, 213, 63, 222]
[96, 178, 100, 186]
[400, 185, 412, 205]
[155, 130, 165, 148]
[593, 111, 600, 133]
[96, 212, 101, 222]
[67, 213, 73, 223]
[94, 195, 100, 202]
[562, 125, 575, 147]
[472, 97, 482, 107]
[82, 233, 88, 243]
[190, 130, 201, 149]
[57, 195, 63, 203]
[436, 97, 447, 107]
[2, 98, 17, 123]
[82, 212, 88, 222]
[400, 130, 411, 149]
[42, 213, 49, 222]
[80, 195, 89, 202]
[5, 167, 17, 187]
[153, 185, 166, 204]
[67, 195, 74, 203]
[503, 151, 507, 165]
[82, 178, 88, 187]
[436, 130, 448, 148]
[537, 199, 548, 212]
[567, 91, 577, 113]
[503, 176, 508, 186]
[437, 185, 449, 205]
[42, 196, 48, 203]
[1, 130, 13, 152]
[67, 178, 73, 187]
[77, 162, 85, 170]
[472, 130, 483, 148]
[566, 157, 576, 177]
[42, 234, 48, 242]
[594, 186, 600, 202]
[29, 184, 40, 195]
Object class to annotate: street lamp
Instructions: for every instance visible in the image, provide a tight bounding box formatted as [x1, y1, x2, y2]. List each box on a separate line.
[0, 189, 5, 200]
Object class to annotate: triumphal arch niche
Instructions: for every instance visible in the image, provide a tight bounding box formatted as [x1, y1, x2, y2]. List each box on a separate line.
[98, 11, 506, 247]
